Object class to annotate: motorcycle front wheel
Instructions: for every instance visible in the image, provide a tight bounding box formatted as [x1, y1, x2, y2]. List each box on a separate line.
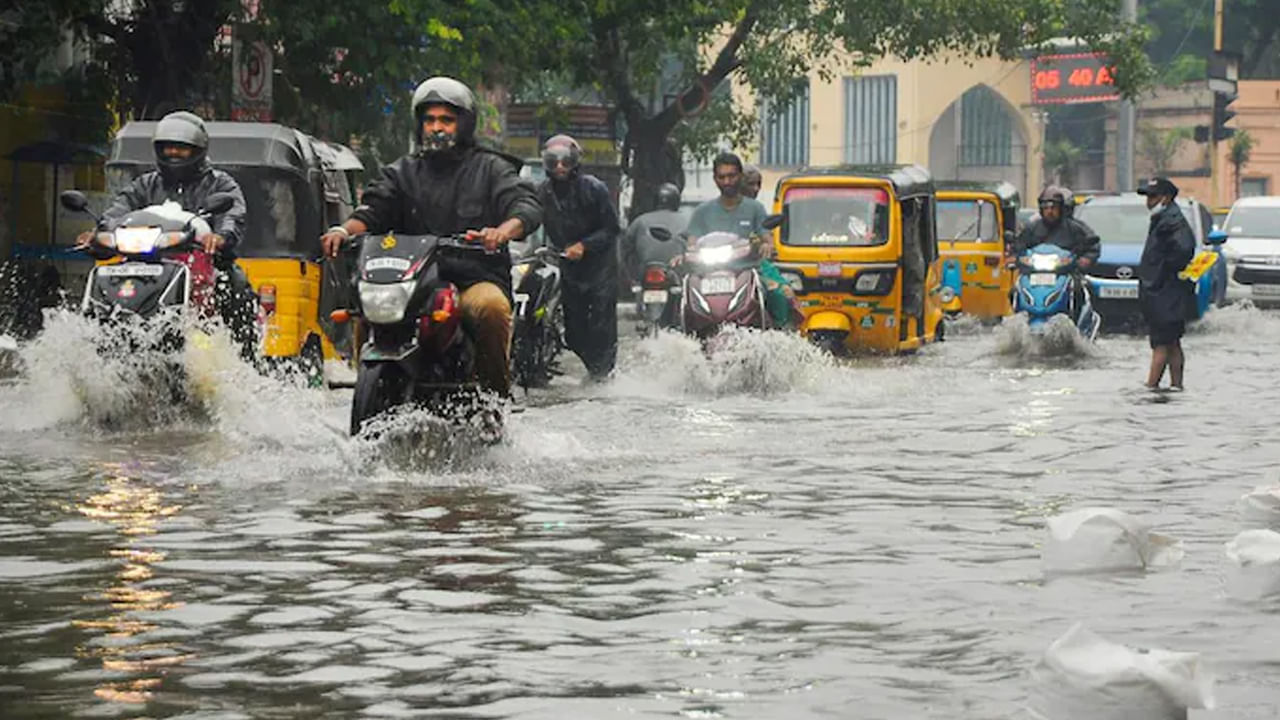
[350, 362, 407, 436]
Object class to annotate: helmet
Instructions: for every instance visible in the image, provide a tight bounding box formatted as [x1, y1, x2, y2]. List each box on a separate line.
[152, 111, 209, 183]
[542, 134, 581, 176]
[1038, 185, 1071, 207]
[411, 77, 477, 155]
[655, 182, 681, 212]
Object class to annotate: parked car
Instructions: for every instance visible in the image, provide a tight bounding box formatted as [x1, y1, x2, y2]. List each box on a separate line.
[1217, 196, 1280, 307]
[1074, 193, 1227, 328]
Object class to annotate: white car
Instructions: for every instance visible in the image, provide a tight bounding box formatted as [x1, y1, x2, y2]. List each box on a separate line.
[1218, 196, 1280, 306]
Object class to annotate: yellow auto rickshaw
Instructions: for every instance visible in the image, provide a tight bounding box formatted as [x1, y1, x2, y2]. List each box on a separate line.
[935, 181, 1020, 319]
[107, 122, 361, 380]
[771, 165, 944, 354]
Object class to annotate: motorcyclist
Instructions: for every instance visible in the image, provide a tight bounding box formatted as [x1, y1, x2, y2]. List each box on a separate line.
[537, 134, 621, 381]
[80, 111, 255, 358]
[1013, 185, 1101, 317]
[621, 182, 687, 285]
[320, 76, 541, 400]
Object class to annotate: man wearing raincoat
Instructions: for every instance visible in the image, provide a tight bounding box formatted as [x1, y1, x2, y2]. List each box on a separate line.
[1137, 177, 1196, 390]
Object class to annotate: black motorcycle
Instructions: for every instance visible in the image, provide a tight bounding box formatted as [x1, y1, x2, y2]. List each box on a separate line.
[510, 245, 565, 390]
[346, 232, 496, 436]
[635, 226, 683, 337]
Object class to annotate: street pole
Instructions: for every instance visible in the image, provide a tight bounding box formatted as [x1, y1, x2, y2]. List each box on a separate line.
[1116, 0, 1138, 192]
[1209, 0, 1224, 206]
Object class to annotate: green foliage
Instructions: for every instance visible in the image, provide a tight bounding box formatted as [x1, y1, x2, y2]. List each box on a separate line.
[1137, 124, 1192, 174]
[1230, 130, 1256, 169]
[1043, 138, 1083, 183]
[1143, 0, 1280, 79]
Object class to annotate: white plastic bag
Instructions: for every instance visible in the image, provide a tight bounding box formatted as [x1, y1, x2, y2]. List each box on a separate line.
[1042, 507, 1183, 575]
[1238, 486, 1280, 528]
[1224, 529, 1280, 601]
[1027, 623, 1215, 720]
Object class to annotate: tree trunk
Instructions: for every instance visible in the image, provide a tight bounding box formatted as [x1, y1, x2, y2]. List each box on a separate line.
[624, 119, 685, 220]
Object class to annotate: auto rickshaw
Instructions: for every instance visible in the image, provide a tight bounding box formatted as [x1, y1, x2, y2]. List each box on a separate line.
[107, 122, 360, 380]
[935, 181, 1020, 319]
[771, 165, 944, 354]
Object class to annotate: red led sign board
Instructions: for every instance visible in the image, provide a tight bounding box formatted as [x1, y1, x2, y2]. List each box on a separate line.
[1031, 52, 1121, 105]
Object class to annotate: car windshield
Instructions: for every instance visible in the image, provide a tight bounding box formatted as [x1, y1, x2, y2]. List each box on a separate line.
[1225, 207, 1280, 238]
[1074, 203, 1196, 244]
[937, 199, 998, 242]
[782, 187, 890, 246]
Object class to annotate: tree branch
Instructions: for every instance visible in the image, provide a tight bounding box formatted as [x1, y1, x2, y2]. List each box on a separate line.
[595, 23, 646, 128]
[649, 3, 761, 134]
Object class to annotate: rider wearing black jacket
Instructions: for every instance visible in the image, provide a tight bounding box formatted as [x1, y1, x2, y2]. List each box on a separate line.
[1013, 186, 1101, 264]
[85, 111, 256, 356]
[321, 77, 542, 399]
[537, 135, 621, 381]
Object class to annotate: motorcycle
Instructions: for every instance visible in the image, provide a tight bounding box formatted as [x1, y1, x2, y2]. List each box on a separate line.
[1013, 243, 1101, 341]
[59, 190, 242, 397]
[634, 226, 683, 337]
[680, 231, 772, 339]
[341, 232, 497, 437]
[510, 245, 565, 390]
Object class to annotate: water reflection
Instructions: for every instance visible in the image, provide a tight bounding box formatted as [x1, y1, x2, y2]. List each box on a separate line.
[73, 464, 188, 706]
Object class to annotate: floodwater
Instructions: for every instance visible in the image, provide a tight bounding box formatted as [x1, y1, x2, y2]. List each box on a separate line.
[1, 306, 1279, 719]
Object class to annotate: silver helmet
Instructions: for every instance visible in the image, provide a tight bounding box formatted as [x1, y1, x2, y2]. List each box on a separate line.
[411, 77, 477, 155]
[152, 111, 209, 182]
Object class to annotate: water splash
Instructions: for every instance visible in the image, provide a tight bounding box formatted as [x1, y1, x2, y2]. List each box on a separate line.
[994, 313, 1095, 363]
[1188, 301, 1280, 337]
[611, 326, 837, 398]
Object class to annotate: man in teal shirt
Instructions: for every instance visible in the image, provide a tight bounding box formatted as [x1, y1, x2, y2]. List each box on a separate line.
[685, 152, 796, 328]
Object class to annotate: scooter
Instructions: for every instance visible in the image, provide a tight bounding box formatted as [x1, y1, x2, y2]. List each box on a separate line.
[1013, 242, 1101, 341]
[338, 232, 497, 438]
[635, 226, 682, 337]
[680, 231, 771, 339]
[510, 245, 565, 390]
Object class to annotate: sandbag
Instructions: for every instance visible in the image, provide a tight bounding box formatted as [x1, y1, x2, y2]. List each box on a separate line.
[1224, 529, 1280, 601]
[1042, 507, 1183, 575]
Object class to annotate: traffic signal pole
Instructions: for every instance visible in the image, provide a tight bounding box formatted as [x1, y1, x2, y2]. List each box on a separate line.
[1116, 0, 1138, 192]
[1210, 0, 1223, 206]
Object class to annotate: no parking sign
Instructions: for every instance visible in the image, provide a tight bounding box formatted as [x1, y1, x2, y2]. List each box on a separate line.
[232, 37, 272, 121]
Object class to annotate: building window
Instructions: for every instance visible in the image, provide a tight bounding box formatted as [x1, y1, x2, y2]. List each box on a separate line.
[959, 85, 1013, 167]
[844, 75, 897, 164]
[761, 80, 810, 168]
[1242, 178, 1269, 198]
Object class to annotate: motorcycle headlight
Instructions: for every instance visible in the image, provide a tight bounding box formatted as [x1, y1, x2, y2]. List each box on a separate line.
[1031, 254, 1062, 272]
[511, 262, 531, 287]
[697, 245, 734, 265]
[114, 227, 162, 254]
[359, 279, 416, 324]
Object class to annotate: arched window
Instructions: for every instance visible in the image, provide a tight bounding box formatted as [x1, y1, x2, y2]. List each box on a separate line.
[959, 85, 1013, 167]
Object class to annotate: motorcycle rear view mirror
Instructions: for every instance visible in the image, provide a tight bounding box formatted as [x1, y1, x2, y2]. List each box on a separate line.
[202, 193, 236, 215]
[762, 213, 784, 231]
[648, 226, 673, 242]
[60, 190, 90, 212]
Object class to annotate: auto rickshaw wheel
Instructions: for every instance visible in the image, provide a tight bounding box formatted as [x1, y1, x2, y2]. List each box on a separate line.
[809, 330, 847, 356]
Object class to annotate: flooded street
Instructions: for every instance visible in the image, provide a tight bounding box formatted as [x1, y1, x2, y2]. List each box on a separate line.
[2, 307, 1279, 719]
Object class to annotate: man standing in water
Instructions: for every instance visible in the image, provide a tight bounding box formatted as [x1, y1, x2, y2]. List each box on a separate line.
[1137, 177, 1196, 390]
[538, 134, 621, 381]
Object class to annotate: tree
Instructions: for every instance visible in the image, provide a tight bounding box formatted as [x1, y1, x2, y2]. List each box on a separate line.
[1229, 130, 1256, 199]
[514, 0, 1152, 216]
[1144, 0, 1280, 81]
[1137, 125, 1192, 175]
[1043, 139, 1083, 186]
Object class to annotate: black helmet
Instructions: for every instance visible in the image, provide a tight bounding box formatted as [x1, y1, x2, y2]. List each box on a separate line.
[152, 111, 209, 183]
[542, 134, 581, 176]
[655, 182, 681, 212]
[411, 76, 477, 155]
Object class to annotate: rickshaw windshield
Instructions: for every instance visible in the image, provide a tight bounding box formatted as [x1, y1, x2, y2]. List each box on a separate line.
[938, 199, 998, 242]
[782, 187, 890, 247]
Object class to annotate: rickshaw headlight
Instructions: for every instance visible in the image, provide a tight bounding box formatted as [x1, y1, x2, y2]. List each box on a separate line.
[359, 279, 415, 324]
[939, 286, 957, 303]
[781, 272, 804, 292]
[853, 270, 893, 295]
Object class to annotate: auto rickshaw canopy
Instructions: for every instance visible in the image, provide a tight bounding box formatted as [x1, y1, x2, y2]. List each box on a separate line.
[934, 180, 1020, 235]
[776, 164, 935, 200]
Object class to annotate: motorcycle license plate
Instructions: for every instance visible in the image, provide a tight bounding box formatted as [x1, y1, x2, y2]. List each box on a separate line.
[642, 289, 669, 304]
[1029, 273, 1057, 287]
[817, 261, 842, 277]
[98, 263, 164, 278]
[1252, 284, 1280, 298]
[700, 276, 735, 295]
[1098, 285, 1139, 299]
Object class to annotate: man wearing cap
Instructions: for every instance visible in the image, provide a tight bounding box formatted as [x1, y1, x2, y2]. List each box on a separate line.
[1137, 177, 1197, 390]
